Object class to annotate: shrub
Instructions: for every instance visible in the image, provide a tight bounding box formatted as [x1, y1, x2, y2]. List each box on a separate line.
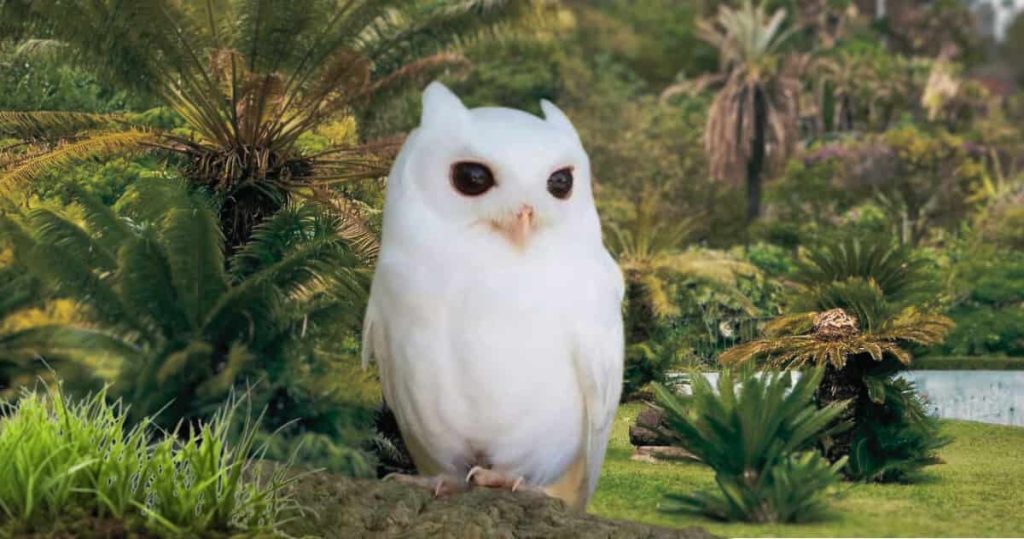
[847, 375, 950, 482]
[942, 246, 1024, 357]
[654, 368, 846, 523]
[0, 385, 297, 536]
[0, 182, 377, 473]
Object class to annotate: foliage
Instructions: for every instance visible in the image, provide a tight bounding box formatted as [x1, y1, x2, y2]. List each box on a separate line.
[0, 0, 537, 247]
[654, 368, 846, 523]
[879, 0, 984, 67]
[0, 41, 135, 112]
[720, 308, 951, 371]
[847, 375, 950, 482]
[611, 194, 781, 396]
[0, 266, 126, 399]
[801, 126, 989, 245]
[942, 244, 1024, 357]
[595, 406, 1024, 537]
[721, 232, 953, 480]
[788, 234, 941, 328]
[0, 385, 297, 536]
[0, 182, 374, 456]
[683, 0, 803, 222]
[569, 0, 714, 88]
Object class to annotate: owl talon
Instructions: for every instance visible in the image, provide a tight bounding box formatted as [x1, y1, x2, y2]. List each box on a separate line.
[466, 466, 530, 492]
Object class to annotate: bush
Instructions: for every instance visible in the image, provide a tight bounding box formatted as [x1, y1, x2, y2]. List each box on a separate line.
[0, 182, 378, 473]
[654, 368, 846, 523]
[847, 375, 950, 482]
[0, 385, 296, 537]
[942, 247, 1024, 357]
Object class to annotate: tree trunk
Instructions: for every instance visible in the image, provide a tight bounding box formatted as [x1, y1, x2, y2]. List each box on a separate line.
[746, 86, 767, 225]
[815, 360, 863, 465]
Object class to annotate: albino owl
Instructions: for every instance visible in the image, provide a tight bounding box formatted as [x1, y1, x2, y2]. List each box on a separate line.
[361, 82, 624, 509]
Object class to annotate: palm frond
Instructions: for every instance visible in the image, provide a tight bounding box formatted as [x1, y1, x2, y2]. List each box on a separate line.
[67, 187, 134, 255]
[305, 188, 380, 263]
[1, 130, 156, 188]
[160, 207, 228, 327]
[27, 208, 117, 272]
[0, 111, 124, 141]
[116, 229, 192, 342]
[0, 325, 140, 364]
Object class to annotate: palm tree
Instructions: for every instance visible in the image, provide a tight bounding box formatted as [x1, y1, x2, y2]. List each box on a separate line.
[0, 0, 535, 250]
[669, 1, 802, 224]
[0, 181, 367, 431]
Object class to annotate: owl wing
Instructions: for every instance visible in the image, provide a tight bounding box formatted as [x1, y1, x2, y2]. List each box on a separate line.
[572, 255, 625, 504]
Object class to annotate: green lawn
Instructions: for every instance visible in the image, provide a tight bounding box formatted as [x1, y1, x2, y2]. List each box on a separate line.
[591, 404, 1024, 537]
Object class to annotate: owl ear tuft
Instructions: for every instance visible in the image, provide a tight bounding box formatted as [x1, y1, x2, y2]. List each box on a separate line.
[421, 81, 468, 129]
[540, 99, 579, 141]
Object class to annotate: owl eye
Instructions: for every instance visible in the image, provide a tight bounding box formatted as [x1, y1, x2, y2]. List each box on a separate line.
[547, 167, 573, 200]
[451, 162, 495, 197]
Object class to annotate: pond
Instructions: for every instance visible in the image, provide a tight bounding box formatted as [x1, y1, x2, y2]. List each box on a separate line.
[902, 370, 1024, 428]
[674, 370, 1024, 427]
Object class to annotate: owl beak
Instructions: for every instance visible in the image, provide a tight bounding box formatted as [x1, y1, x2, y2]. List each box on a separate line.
[502, 205, 534, 249]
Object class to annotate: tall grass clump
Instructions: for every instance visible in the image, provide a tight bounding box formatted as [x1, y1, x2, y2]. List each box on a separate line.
[0, 385, 298, 536]
[654, 368, 847, 523]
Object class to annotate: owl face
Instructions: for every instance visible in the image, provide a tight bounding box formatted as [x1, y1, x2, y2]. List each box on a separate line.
[395, 83, 595, 251]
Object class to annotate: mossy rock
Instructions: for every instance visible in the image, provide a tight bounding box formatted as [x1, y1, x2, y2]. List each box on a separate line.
[281, 471, 716, 538]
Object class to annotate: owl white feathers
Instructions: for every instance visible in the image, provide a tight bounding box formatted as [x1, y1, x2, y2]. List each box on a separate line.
[361, 82, 624, 509]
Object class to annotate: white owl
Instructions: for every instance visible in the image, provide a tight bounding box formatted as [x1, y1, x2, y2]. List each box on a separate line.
[361, 82, 624, 510]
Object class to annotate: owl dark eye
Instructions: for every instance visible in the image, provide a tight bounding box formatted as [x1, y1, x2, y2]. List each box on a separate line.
[451, 162, 495, 197]
[547, 167, 573, 200]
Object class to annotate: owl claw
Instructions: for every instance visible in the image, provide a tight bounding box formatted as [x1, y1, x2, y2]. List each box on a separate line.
[465, 466, 531, 492]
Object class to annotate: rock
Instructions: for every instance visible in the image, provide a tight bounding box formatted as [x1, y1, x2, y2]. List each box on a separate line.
[628, 404, 676, 448]
[281, 471, 717, 539]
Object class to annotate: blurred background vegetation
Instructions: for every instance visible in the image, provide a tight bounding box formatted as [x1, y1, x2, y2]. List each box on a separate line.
[0, 0, 1022, 480]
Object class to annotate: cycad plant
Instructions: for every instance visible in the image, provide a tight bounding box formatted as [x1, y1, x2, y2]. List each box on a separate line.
[654, 368, 846, 523]
[0, 0, 535, 249]
[720, 235, 953, 480]
[0, 180, 369, 437]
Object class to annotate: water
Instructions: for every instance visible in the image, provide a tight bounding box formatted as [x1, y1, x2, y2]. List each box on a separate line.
[669, 370, 1024, 427]
[901, 370, 1024, 428]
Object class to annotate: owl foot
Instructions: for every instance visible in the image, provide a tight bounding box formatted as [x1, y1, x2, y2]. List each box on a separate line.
[465, 466, 537, 493]
[383, 473, 464, 497]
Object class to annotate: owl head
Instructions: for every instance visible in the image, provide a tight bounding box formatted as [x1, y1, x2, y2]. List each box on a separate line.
[384, 82, 600, 253]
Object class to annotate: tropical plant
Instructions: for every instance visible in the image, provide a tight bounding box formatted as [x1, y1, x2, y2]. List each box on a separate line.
[607, 192, 776, 397]
[0, 385, 298, 536]
[812, 39, 928, 134]
[846, 375, 949, 482]
[0, 181, 370, 442]
[788, 234, 939, 327]
[720, 307, 951, 475]
[0, 267, 128, 397]
[666, 0, 802, 224]
[654, 367, 847, 523]
[0, 0, 537, 249]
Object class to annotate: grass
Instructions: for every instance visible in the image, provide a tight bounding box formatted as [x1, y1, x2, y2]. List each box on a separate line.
[913, 356, 1024, 370]
[0, 386, 297, 538]
[591, 403, 1024, 537]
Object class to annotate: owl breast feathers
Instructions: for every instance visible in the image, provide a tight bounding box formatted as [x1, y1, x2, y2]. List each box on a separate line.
[362, 81, 624, 510]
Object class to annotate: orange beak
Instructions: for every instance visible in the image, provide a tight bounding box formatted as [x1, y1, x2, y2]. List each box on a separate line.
[497, 205, 534, 249]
